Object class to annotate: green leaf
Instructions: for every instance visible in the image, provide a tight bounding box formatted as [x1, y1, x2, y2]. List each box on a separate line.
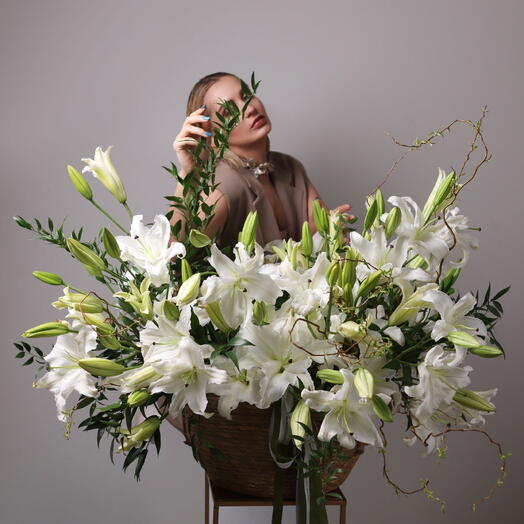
[492, 285, 510, 301]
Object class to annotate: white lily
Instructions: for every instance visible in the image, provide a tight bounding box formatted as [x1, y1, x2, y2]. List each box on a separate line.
[388, 195, 449, 265]
[422, 289, 487, 365]
[149, 336, 228, 418]
[301, 369, 384, 449]
[81, 145, 127, 204]
[403, 344, 473, 424]
[200, 242, 282, 329]
[115, 214, 186, 287]
[237, 320, 313, 409]
[33, 321, 99, 422]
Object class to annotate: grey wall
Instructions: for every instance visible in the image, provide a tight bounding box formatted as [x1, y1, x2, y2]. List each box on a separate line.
[1, 1, 522, 523]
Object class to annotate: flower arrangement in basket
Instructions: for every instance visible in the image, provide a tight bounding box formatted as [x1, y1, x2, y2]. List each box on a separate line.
[13, 73, 511, 523]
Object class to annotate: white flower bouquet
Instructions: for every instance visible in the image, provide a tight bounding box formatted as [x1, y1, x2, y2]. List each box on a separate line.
[14, 74, 510, 522]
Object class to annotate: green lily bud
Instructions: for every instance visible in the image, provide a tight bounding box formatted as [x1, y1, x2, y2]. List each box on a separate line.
[52, 288, 105, 314]
[189, 229, 211, 248]
[337, 321, 370, 344]
[127, 390, 150, 407]
[78, 357, 126, 377]
[453, 388, 495, 412]
[384, 206, 401, 238]
[341, 248, 358, 288]
[32, 271, 64, 286]
[343, 282, 354, 305]
[66, 238, 106, 272]
[422, 169, 456, 224]
[468, 345, 503, 358]
[114, 278, 153, 320]
[406, 255, 428, 269]
[163, 300, 180, 321]
[371, 394, 393, 422]
[363, 195, 378, 232]
[357, 269, 382, 299]
[316, 369, 344, 384]
[354, 368, 374, 400]
[101, 227, 121, 259]
[271, 245, 287, 262]
[326, 260, 340, 287]
[67, 165, 93, 200]
[82, 262, 103, 278]
[301, 221, 313, 257]
[180, 258, 193, 282]
[117, 416, 161, 453]
[312, 199, 329, 234]
[124, 365, 160, 389]
[238, 211, 258, 252]
[290, 399, 311, 450]
[447, 331, 481, 348]
[22, 321, 71, 338]
[440, 267, 460, 294]
[176, 273, 201, 306]
[252, 300, 269, 325]
[203, 302, 231, 333]
[98, 334, 120, 350]
[290, 243, 299, 271]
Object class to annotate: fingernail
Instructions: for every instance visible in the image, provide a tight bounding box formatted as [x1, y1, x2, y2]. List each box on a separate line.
[200, 104, 206, 109]
[204, 131, 212, 136]
[202, 115, 211, 120]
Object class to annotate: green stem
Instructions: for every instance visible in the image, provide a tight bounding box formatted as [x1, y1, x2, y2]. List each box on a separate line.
[89, 199, 128, 234]
[123, 202, 134, 219]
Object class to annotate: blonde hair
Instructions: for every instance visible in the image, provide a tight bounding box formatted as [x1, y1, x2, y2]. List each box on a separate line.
[186, 72, 270, 171]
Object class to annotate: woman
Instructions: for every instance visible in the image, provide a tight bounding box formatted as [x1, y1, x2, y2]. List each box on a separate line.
[163, 72, 354, 435]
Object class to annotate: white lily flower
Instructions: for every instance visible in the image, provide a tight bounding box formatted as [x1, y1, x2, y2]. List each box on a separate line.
[115, 214, 186, 287]
[365, 304, 405, 346]
[403, 344, 473, 424]
[33, 321, 99, 422]
[237, 321, 313, 409]
[434, 207, 479, 268]
[388, 196, 449, 264]
[200, 242, 282, 329]
[301, 369, 384, 449]
[422, 289, 487, 367]
[149, 337, 228, 418]
[81, 145, 127, 204]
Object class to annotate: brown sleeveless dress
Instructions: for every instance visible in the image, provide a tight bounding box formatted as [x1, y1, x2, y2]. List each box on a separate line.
[213, 150, 312, 250]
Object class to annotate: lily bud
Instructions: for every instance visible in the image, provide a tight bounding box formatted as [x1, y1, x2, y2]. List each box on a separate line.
[290, 243, 299, 271]
[468, 345, 503, 358]
[189, 229, 211, 248]
[101, 227, 121, 259]
[32, 271, 64, 286]
[163, 300, 180, 321]
[384, 206, 401, 238]
[114, 278, 153, 320]
[117, 416, 161, 453]
[447, 330, 481, 348]
[127, 390, 150, 407]
[341, 248, 358, 288]
[67, 165, 93, 200]
[371, 394, 393, 422]
[52, 287, 105, 314]
[78, 357, 126, 377]
[440, 267, 460, 294]
[66, 238, 106, 272]
[124, 365, 160, 389]
[337, 321, 370, 344]
[98, 334, 120, 350]
[290, 399, 311, 450]
[422, 168, 456, 224]
[81, 145, 127, 204]
[301, 221, 313, 257]
[326, 260, 340, 287]
[238, 211, 258, 252]
[363, 195, 378, 232]
[180, 258, 193, 282]
[22, 321, 71, 338]
[354, 368, 374, 401]
[406, 255, 428, 269]
[312, 199, 329, 234]
[175, 273, 201, 306]
[316, 369, 344, 384]
[453, 388, 495, 412]
[357, 269, 382, 299]
[203, 302, 231, 333]
[252, 300, 269, 325]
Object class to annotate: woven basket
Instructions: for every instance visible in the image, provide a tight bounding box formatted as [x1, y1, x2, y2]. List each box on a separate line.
[181, 394, 366, 499]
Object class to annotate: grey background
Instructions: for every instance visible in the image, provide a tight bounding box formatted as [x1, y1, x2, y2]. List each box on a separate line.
[1, 1, 522, 523]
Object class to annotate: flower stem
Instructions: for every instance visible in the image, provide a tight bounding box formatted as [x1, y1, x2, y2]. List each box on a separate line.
[89, 199, 128, 234]
[123, 202, 134, 219]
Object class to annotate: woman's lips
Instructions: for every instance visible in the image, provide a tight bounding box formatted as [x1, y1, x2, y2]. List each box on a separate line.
[251, 115, 266, 128]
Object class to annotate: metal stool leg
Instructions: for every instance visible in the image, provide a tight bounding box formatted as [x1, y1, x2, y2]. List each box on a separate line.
[213, 505, 219, 524]
[205, 472, 209, 524]
[340, 496, 347, 524]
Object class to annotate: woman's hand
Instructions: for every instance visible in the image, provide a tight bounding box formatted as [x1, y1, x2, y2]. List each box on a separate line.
[172, 105, 212, 179]
[332, 203, 355, 243]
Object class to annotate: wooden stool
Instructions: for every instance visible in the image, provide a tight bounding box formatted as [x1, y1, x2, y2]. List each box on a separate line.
[204, 471, 348, 523]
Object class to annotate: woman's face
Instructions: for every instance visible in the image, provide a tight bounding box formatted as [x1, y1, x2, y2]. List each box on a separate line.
[202, 75, 272, 149]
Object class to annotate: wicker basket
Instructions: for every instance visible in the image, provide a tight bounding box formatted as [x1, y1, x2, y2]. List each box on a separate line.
[181, 394, 366, 499]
